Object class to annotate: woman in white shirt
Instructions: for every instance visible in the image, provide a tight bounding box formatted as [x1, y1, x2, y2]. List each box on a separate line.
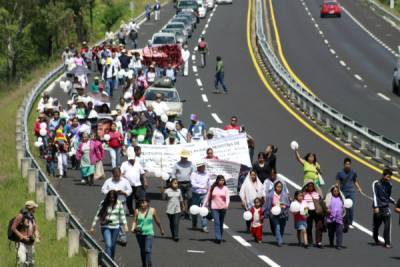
[175, 120, 188, 144]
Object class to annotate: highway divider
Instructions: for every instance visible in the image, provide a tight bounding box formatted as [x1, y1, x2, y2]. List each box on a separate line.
[254, 0, 400, 173]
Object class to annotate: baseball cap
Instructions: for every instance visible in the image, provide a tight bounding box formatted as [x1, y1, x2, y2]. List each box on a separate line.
[25, 200, 39, 209]
[190, 114, 198, 121]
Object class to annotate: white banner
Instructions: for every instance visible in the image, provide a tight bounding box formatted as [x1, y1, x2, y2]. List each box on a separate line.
[140, 133, 251, 174]
[205, 159, 242, 196]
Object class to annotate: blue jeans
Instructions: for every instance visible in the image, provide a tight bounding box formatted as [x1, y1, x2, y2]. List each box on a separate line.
[343, 193, 355, 225]
[214, 72, 227, 92]
[211, 209, 226, 241]
[105, 78, 115, 96]
[101, 227, 120, 259]
[191, 193, 208, 229]
[109, 147, 121, 169]
[271, 216, 287, 245]
[136, 234, 153, 267]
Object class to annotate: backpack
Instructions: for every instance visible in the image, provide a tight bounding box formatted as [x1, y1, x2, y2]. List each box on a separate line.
[7, 209, 34, 242]
[198, 41, 206, 49]
[129, 30, 138, 40]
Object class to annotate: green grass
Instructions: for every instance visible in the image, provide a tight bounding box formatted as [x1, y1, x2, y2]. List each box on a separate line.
[377, 0, 400, 15]
[0, 1, 152, 265]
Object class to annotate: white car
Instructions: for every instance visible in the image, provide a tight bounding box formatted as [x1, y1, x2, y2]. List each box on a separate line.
[216, 0, 233, 4]
[206, 0, 215, 9]
[196, 0, 207, 18]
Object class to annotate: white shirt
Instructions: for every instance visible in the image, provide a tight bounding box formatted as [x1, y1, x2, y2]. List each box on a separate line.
[120, 160, 145, 186]
[152, 101, 169, 116]
[101, 177, 132, 202]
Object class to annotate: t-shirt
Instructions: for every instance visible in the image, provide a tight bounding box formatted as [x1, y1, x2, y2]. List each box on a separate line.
[336, 170, 357, 194]
[252, 162, 269, 184]
[121, 160, 144, 186]
[172, 161, 195, 182]
[188, 121, 206, 141]
[303, 161, 319, 185]
[164, 188, 183, 214]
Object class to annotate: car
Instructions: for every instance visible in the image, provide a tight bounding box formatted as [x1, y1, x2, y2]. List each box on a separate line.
[206, 0, 215, 9]
[320, 0, 341, 18]
[164, 22, 189, 38]
[151, 32, 177, 46]
[161, 28, 187, 45]
[196, 0, 207, 18]
[216, 0, 233, 4]
[176, 12, 197, 29]
[144, 77, 185, 117]
[176, 0, 199, 13]
[170, 17, 193, 36]
[393, 59, 400, 95]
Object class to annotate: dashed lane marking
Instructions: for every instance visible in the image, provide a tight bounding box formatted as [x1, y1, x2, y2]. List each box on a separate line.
[232, 235, 251, 247]
[196, 78, 203, 86]
[354, 74, 363, 81]
[211, 113, 222, 124]
[201, 94, 208, 102]
[377, 92, 391, 101]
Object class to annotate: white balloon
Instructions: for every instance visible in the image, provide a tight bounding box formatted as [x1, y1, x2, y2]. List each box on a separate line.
[40, 122, 47, 129]
[160, 113, 168, 123]
[243, 211, 252, 221]
[59, 80, 66, 90]
[39, 129, 47, 137]
[127, 70, 133, 79]
[271, 205, 282, 216]
[37, 137, 43, 143]
[154, 170, 162, 178]
[344, 198, 353, 209]
[137, 135, 145, 142]
[161, 172, 169, 181]
[118, 69, 126, 79]
[199, 207, 209, 217]
[34, 141, 41, 147]
[300, 207, 307, 216]
[289, 201, 301, 213]
[290, 140, 299, 151]
[189, 205, 200, 215]
[103, 134, 110, 141]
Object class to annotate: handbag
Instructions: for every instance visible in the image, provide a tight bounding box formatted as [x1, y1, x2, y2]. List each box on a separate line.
[313, 197, 327, 216]
[94, 161, 105, 180]
[317, 173, 326, 186]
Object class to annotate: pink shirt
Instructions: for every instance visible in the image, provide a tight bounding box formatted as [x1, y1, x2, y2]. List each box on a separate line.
[304, 191, 320, 210]
[206, 186, 230, 210]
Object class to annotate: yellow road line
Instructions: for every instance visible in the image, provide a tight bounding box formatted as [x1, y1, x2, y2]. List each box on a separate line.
[246, 0, 400, 182]
[268, 0, 315, 96]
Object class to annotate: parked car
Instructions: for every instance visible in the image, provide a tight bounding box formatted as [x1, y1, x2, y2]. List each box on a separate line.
[206, 0, 215, 9]
[170, 16, 193, 36]
[144, 77, 185, 117]
[393, 59, 400, 95]
[161, 28, 187, 45]
[176, 11, 197, 29]
[151, 32, 177, 46]
[164, 22, 189, 38]
[216, 0, 233, 4]
[197, 1, 207, 18]
[320, 0, 341, 18]
[176, 0, 199, 13]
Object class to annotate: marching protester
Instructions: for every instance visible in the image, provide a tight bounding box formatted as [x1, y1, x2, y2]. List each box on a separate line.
[154, 1, 161, 21]
[190, 161, 211, 232]
[372, 168, 395, 248]
[101, 167, 132, 207]
[162, 178, 184, 241]
[205, 148, 218, 159]
[295, 148, 323, 187]
[214, 56, 228, 94]
[171, 149, 196, 219]
[335, 158, 362, 229]
[91, 190, 128, 259]
[188, 114, 207, 142]
[198, 36, 208, 67]
[264, 144, 277, 175]
[11, 201, 40, 267]
[249, 198, 264, 243]
[182, 45, 190, 76]
[107, 122, 124, 169]
[204, 175, 230, 244]
[325, 185, 345, 249]
[253, 152, 270, 184]
[131, 198, 165, 267]
[239, 170, 264, 232]
[223, 116, 240, 133]
[291, 191, 309, 248]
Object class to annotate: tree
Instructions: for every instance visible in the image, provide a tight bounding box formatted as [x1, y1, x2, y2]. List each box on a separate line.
[101, 4, 123, 32]
[64, 0, 90, 42]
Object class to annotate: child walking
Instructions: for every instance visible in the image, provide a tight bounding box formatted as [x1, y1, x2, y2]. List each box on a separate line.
[325, 185, 345, 249]
[250, 198, 263, 243]
[292, 191, 309, 248]
[162, 178, 183, 242]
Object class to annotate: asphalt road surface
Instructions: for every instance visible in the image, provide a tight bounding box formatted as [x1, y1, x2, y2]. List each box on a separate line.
[41, 1, 400, 266]
[271, 0, 400, 141]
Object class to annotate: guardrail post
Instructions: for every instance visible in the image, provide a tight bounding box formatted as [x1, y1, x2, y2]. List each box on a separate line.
[35, 182, 46, 204]
[17, 148, 24, 170]
[346, 131, 353, 143]
[45, 195, 57, 221]
[302, 100, 307, 112]
[360, 139, 367, 150]
[87, 249, 98, 267]
[297, 95, 301, 106]
[68, 229, 80, 257]
[27, 168, 37, 193]
[374, 147, 381, 160]
[21, 158, 31, 178]
[325, 118, 331, 129]
[391, 156, 398, 169]
[309, 106, 314, 118]
[57, 212, 68, 240]
[316, 111, 322, 123]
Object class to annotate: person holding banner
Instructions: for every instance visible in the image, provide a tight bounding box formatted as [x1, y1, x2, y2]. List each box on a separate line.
[190, 162, 211, 232]
[175, 120, 188, 144]
[172, 149, 196, 219]
[205, 148, 219, 160]
[239, 170, 264, 232]
[188, 114, 207, 142]
[204, 175, 230, 244]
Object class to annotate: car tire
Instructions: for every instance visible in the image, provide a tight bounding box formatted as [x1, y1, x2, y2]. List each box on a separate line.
[393, 78, 400, 96]
[337, 13, 341, 18]
[320, 14, 325, 18]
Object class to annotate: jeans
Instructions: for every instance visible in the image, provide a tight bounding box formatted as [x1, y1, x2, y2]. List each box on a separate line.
[105, 78, 115, 96]
[327, 222, 343, 247]
[167, 213, 181, 239]
[57, 152, 68, 176]
[373, 208, 391, 245]
[271, 216, 287, 245]
[306, 210, 324, 244]
[101, 227, 120, 259]
[155, 10, 160, 20]
[343, 193, 355, 225]
[109, 147, 121, 169]
[17, 242, 35, 267]
[46, 161, 56, 176]
[191, 192, 208, 229]
[211, 209, 226, 241]
[127, 186, 146, 215]
[136, 234, 153, 267]
[214, 72, 227, 92]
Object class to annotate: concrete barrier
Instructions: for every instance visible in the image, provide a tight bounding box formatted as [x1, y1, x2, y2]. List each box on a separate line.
[16, 148, 24, 169]
[21, 158, 31, 178]
[86, 249, 98, 267]
[68, 229, 80, 257]
[56, 212, 68, 240]
[35, 182, 46, 204]
[45, 195, 57, 220]
[27, 168, 37, 193]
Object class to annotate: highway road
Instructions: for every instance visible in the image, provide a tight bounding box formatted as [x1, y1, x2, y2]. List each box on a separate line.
[41, 1, 400, 266]
[270, 0, 400, 142]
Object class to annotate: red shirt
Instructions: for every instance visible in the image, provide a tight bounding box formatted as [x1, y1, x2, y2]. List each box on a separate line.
[223, 124, 240, 131]
[108, 131, 123, 149]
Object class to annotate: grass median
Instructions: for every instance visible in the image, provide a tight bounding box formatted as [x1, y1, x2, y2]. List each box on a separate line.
[0, 1, 149, 265]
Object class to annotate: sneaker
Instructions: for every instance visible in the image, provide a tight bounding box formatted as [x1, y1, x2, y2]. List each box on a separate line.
[201, 227, 209, 233]
[384, 244, 392, 249]
[81, 179, 87, 184]
[348, 225, 355, 229]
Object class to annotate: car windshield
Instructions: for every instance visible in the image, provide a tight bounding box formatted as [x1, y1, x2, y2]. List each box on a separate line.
[179, 1, 198, 8]
[146, 90, 179, 102]
[173, 18, 188, 24]
[152, 36, 175, 45]
[325, 2, 337, 5]
[166, 24, 185, 30]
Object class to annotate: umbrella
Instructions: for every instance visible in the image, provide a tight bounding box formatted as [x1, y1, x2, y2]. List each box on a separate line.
[71, 65, 90, 76]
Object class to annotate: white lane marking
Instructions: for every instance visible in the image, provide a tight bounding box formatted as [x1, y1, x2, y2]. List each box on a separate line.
[354, 74, 363, 81]
[193, 66, 198, 72]
[207, 104, 211, 107]
[324, 39, 329, 44]
[311, 17, 315, 22]
[187, 250, 206, 254]
[319, 30, 323, 35]
[223, 224, 229, 229]
[341, 6, 399, 57]
[192, 55, 195, 61]
[211, 113, 223, 124]
[314, 23, 319, 28]
[377, 92, 391, 101]
[329, 48, 336, 54]
[278, 173, 385, 243]
[200, 87, 203, 91]
[205, 24, 209, 29]
[340, 60, 347, 67]
[232, 235, 251, 247]
[258, 255, 281, 267]
[201, 94, 208, 102]
[202, 30, 206, 35]
[196, 78, 203, 86]
[347, 67, 351, 71]
[382, 16, 397, 28]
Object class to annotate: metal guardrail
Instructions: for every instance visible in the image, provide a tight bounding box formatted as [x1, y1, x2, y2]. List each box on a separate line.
[18, 10, 150, 267]
[254, 0, 400, 170]
[366, 0, 400, 24]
